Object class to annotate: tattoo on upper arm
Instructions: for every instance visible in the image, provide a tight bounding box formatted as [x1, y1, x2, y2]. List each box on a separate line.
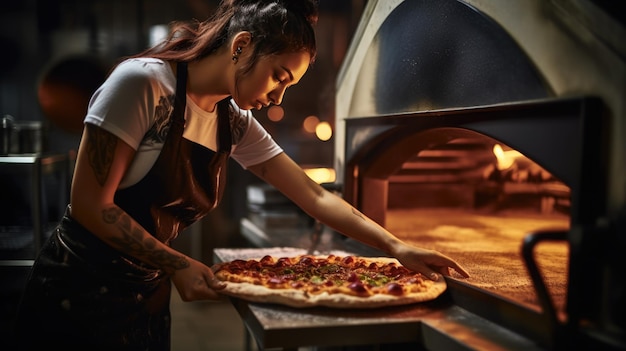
[102, 207, 190, 274]
[86, 125, 117, 186]
[351, 207, 365, 220]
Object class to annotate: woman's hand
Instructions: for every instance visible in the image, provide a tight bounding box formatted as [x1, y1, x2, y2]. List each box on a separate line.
[171, 257, 226, 301]
[391, 242, 470, 281]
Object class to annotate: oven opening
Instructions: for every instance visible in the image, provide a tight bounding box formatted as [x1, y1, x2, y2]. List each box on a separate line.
[343, 97, 609, 346]
[383, 130, 570, 316]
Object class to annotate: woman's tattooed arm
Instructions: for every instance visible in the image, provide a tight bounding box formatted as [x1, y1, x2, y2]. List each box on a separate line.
[83, 126, 189, 274]
[86, 124, 117, 186]
[102, 207, 190, 274]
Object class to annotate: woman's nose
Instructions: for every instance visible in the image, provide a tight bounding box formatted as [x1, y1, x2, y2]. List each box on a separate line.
[269, 87, 287, 106]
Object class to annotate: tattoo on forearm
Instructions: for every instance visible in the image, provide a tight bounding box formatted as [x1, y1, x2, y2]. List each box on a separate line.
[351, 207, 365, 220]
[102, 207, 190, 274]
[86, 125, 117, 186]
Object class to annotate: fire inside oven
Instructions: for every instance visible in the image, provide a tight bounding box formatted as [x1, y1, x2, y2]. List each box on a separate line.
[343, 97, 607, 336]
[385, 130, 569, 310]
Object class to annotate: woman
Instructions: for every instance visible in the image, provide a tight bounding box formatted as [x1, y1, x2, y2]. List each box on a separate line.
[15, 0, 469, 349]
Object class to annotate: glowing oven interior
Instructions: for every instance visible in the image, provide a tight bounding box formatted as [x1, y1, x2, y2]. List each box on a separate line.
[343, 97, 606, 321]
[386, 131, 569, 312]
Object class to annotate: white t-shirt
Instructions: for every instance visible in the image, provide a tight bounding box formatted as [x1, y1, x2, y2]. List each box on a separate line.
[85, 58, 283, 189]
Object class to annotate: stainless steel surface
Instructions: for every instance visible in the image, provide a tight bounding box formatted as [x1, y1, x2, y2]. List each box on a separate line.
[0, 260, 34, 266]
[0, 153, 70, 261]
[1, 115, 15, 155]
[214, 247, 545, 350]
[15, 121, 44, 154]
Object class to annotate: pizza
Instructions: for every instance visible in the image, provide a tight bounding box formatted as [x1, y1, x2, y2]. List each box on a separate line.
[213, 254, 446, 308]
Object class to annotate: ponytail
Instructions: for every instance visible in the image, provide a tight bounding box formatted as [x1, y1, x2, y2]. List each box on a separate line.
[130, 0, 318, 65]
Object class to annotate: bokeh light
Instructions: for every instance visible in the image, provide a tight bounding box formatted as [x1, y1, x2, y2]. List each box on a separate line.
[315, 121, 332, 141]
[303, 115, 319, 133]
[303, 167, 336, 184]
[267, 106, 284, 122]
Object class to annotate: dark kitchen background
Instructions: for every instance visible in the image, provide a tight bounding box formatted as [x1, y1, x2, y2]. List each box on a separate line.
[2, 0, 625, 350]
[0, 2, 366, 261]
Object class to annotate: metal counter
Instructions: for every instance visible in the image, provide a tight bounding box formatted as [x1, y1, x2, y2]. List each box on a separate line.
[213, 243, 543, 351]
[0, 153, 71, 264]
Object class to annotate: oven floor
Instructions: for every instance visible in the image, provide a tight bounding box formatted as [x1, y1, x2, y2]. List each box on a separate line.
[386, 208, 569, 315]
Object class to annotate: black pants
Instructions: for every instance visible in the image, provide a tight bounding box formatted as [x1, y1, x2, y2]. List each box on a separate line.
[13, 207, 171, 351]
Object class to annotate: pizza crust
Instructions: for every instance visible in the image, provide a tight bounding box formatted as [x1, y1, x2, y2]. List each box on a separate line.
[219, 277, 446, 308]
[215, 255, 447, 309]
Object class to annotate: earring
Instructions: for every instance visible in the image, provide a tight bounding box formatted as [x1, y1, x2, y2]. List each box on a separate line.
[232, 47, 242, 63]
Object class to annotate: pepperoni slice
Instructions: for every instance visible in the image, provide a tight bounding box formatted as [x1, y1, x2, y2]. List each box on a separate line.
[348, 281, 369, 294]
[385, 283, 404, 295]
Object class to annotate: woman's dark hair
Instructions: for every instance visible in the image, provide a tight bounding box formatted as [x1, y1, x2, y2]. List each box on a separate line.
[134, 0, 318, 74]
[127, 0, 318, 120]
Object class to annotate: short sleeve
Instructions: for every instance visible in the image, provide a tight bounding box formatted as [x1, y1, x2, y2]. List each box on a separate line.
[230, 103, 283, 169]
[84, 59, 174, 150]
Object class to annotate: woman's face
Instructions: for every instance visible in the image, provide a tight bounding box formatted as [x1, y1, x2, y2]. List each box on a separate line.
[232, 50, 310, 110]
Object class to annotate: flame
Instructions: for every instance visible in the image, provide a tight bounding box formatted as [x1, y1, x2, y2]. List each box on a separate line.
[493, 144, 523, 170]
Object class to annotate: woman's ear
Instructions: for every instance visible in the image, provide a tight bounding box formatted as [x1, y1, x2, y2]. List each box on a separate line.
[230, 31, 252, 63]
[231, 31, 252, 52]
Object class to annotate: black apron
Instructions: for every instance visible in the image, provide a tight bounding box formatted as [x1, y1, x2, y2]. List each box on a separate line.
[13, 62, 232, 350]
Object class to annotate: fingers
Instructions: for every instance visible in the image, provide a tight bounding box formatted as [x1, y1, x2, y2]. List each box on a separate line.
[207, 276, 226, 291]
[400, 245, 470, 280]
[438, 263, 470, 279]
[188, 279, 222, 301]
[203, 270, 226, 301]
[450, 263, 470, 278]
[210, 263, 224, 272]
[432, 252, 470, 279]
[410, 261, 441, 281]
[172, 259, 229, 301]
[441, 256, 470, 278]
[421, 264, 469, 281]
[438, 266, 450, 277]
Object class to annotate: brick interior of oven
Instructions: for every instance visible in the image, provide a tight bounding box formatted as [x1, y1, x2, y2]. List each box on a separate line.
[359, 134, 569, 316]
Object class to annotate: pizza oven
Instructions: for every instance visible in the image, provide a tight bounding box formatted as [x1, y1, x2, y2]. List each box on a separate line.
[334, 0, 625, 350]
